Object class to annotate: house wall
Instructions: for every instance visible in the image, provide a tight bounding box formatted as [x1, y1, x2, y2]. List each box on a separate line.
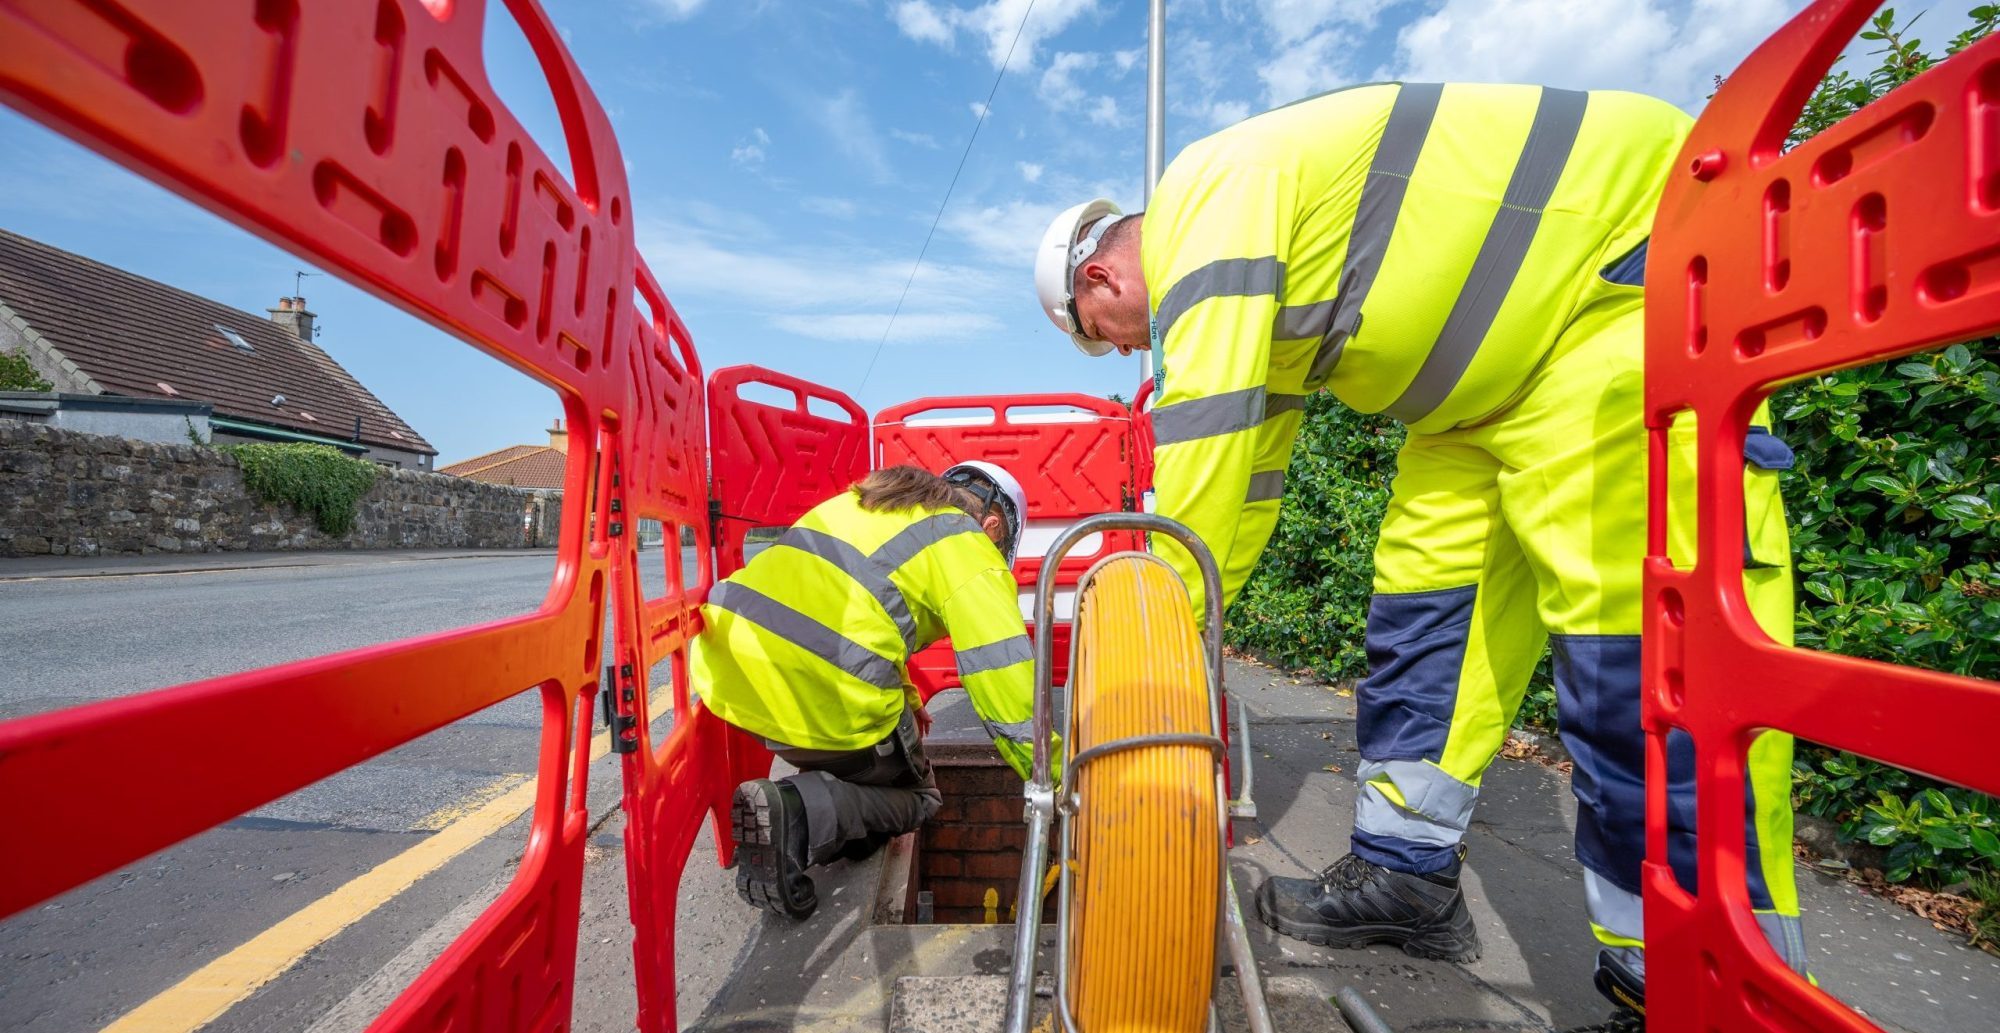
[0, 421, 545, 557]
[50, 406, 211, 446]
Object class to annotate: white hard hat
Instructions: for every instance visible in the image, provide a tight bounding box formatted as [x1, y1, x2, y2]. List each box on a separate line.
[943, 460, 1028, 564]
[1035, 198, 1124, 357]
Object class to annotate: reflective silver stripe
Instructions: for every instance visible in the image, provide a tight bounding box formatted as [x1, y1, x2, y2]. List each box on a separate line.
[870, 512, 982, 571]
[707, 582, 903, 688]
[1152, 386, 1267, 447]
[778, 527, 919, 654]
[1273, 300, 1335, 340]
[1246, 470, 1286, 503]
[1263, 392, 1308, 419]
[982, 717, 1035, 743]
[955, 635, 1032, 676]
[1307, 82, 1443, 388]
[1384, 87, 1588, 424]
[1350, 758, 1478, 847]
[1153, 256, 1285, 343]
[1756, 912, 1809, 974]
[1585, 869, 1645, 944]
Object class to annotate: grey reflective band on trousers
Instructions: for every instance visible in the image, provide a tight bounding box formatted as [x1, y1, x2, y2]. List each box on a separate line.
[982, 716, 1035, 743]
[1246, 470, 1286, 503]
[1152, 256, 1286, 344]
[1152, 385, 1269, 446]
[1306, 82, 1444, 389]
[777, 527, 920, 653]
[1584, 870, 1808, 974]
[955, 635, 1032, 676]
[707, 582, 905, 689]
[1383, 87, 1589, 424]
[1351, 758, 1478, 847]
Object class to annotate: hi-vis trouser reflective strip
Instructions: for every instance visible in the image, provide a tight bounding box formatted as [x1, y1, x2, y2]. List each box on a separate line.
[1140, 83, 1691, 617]
[693, 491, 1039, 775]
[1350, 305, 1805, 975]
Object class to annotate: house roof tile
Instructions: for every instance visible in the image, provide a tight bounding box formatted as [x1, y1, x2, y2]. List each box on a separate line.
[441, 446, 566, 489]
[0, 228, 434, 455]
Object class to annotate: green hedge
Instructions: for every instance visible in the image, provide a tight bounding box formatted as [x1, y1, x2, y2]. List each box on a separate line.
[1223, 7, 1999, 900]
[224, 443, 379, 536]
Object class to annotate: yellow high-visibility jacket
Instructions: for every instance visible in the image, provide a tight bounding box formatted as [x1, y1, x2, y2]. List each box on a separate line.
[1143, 83, 1692, 613]
[692, 490, 1038, 777]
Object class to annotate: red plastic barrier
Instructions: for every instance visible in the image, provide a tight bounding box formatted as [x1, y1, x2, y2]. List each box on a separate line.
[1643, 3, 2000, 1030]
[0, 2, 713, 1030]
[875, 394, 1141, 698]
[707, 364, 872, 575]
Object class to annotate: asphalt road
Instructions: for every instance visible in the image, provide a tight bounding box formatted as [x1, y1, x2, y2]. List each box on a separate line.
[0, 551, 632, 1033]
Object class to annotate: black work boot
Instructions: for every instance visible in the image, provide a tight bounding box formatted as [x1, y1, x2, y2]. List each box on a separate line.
[731, 779, 817, 919]
[1592, 948, 1646, 1015]
[1254, 848, 1480, 961]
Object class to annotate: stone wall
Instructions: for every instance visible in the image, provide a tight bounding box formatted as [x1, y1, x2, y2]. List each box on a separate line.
[0, 420, 548, 557]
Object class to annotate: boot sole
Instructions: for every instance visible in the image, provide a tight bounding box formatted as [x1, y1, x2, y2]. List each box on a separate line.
[730, 782, 815, 919]
[1257, 905, 1482, 963]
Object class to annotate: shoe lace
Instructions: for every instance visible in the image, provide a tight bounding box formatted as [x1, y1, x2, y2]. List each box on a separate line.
[1319, 853, 1376, 891]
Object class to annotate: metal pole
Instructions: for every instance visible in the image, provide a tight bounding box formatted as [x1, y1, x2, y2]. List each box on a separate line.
[1141, 0, 1165, 385]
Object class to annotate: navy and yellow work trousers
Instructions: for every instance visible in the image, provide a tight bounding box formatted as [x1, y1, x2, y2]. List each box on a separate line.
[1350, 298, 1807, 974]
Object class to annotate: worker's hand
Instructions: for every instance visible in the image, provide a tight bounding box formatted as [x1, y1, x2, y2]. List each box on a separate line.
[914, 704, 933, 738]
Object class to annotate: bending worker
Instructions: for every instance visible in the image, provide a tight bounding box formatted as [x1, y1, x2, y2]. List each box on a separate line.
[692, 462, 1039, 920]
[1034, 82, 1803, 1019]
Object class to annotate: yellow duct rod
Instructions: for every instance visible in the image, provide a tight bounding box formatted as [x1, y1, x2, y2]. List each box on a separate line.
[1065, 553, 1219, 1032]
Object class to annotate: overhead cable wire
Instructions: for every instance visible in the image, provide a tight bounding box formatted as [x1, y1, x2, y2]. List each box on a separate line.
[858, 0, 1038, 394]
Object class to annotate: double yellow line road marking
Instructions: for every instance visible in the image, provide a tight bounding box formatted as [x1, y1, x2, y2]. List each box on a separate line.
[104, 700, 664, 1033]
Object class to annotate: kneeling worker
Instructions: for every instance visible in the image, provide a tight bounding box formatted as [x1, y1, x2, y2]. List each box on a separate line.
[692, 462, 1039, 919]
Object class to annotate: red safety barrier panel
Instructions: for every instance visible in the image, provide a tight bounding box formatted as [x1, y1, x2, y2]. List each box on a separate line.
[1643, 3, 2000, 1030]
[876, 394, 1142, 698]
[0, 2, 716, 1030]
[707, 364, 873, 576]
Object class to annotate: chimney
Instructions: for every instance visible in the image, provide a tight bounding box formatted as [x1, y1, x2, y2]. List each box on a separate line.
[267, 296, 316, 342]
[547, 417, 568, 453]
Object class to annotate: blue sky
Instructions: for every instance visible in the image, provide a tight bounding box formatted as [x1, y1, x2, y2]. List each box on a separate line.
[0, 0, 1977, 464]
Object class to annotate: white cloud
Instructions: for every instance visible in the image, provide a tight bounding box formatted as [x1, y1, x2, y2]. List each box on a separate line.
[1017, 161, 1045, 183]
[941, 197, 1067, 266]
[1111, 47, 1141, 74]
[1039, 51, 1098, 104]
[729, 126, 769, 167]
[801, 196, 860, 218]
[770, 311, 1002, 342]
[888, 0, 1102, 71]
[890, 128, 942, 148]
[641, 0, 708, 20]
[892, 1, 955, 46]
[1255, 0, 1404, 44]
[1038, 51, 1126, 125]
[1389, 0, 1797, 109]
[636, 216, 1015, 346]
[1206, 99, 1250, 127]
[815, 91, 891, 181]
[1258, 28, 1351, 105]
[970, 101, 990, 118]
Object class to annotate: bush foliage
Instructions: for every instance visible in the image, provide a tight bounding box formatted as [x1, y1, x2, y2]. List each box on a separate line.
[1223, 6, 1999, 898]
[224, 443, 379, 536]
[1, 348, 53, 392]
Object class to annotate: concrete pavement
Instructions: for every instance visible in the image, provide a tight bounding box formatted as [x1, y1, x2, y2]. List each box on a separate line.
[315, 658, 2000, 1031]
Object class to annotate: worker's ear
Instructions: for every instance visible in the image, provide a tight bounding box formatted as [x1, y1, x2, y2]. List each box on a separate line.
[980, 511, 1005, 542]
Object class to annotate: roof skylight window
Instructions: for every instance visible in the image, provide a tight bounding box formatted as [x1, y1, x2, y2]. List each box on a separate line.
[215, 324, 254, 353]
